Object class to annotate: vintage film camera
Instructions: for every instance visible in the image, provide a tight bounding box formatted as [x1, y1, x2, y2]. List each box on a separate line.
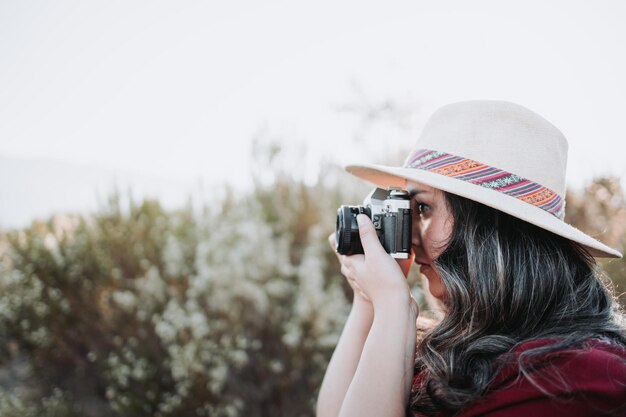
[335, 188, 412, 259]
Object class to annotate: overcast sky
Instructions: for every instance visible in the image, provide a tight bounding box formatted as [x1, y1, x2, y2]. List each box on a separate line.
[1, 0, 625, 226]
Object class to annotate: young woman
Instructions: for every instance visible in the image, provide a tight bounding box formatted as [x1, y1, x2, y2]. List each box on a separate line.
[316, 101, 626, 417]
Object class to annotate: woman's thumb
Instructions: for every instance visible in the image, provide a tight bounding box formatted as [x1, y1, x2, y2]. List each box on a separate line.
[356, 214, 385, 255]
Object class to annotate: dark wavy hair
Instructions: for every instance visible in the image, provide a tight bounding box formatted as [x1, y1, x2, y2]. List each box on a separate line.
[408, 192, 626, 416]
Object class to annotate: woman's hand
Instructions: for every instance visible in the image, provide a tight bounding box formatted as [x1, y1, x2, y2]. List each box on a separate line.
[333, 214, 418, 417]
[323, 215, 418, 417]
[328, 232, 373, 306]
[338, 214, 415, 310]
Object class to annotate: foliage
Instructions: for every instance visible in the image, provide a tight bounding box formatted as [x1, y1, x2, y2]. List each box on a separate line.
[0, 139, 624, 416]
[0, 143, 375, 416]
[566, 177, 626, 307]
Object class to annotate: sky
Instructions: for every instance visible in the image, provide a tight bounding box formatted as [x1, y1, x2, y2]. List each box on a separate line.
[1, 0, 625, 227]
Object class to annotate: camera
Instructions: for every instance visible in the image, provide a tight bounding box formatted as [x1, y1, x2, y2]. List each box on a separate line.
[335, 188, 412, 259]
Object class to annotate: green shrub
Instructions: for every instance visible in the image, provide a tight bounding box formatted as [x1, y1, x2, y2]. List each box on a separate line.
[0, 157, 379, 416]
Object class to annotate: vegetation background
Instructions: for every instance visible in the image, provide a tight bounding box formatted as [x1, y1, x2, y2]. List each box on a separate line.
[1, 130, 625, 416]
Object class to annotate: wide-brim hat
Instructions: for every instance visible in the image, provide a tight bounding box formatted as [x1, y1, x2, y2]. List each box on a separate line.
[345, 100, 622, 258]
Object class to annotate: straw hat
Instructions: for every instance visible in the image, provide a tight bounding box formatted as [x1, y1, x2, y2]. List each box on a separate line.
[345, 100, 622, 258]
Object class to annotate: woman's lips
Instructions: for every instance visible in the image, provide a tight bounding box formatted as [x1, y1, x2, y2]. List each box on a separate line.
[413, 250, 432, 271]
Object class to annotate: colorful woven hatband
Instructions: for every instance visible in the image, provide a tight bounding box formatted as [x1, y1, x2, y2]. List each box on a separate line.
[404, 149, 565, 220]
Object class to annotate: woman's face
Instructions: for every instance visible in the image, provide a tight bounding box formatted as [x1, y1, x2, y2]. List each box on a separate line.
[408, 181, 454, 300]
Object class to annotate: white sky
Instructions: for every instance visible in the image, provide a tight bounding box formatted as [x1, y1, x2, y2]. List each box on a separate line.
[1, 0, 626, 225]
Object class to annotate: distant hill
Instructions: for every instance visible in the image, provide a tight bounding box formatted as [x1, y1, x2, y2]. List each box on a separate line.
[0, 156, 202, 230]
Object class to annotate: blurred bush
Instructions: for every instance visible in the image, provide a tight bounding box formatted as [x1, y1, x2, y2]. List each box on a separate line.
[565, 177, 626, 307]
[0, 140, 624, 416]
[0, 140, 373, 417]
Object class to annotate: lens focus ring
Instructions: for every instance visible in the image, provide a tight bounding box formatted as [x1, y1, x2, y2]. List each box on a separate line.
[341, 206, 353, 251]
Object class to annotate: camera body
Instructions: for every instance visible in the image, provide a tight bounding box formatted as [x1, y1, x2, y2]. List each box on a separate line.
[335, 188, 412, 259]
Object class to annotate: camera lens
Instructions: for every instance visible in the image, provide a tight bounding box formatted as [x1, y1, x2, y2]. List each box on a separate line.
[335, 205, 370, 255]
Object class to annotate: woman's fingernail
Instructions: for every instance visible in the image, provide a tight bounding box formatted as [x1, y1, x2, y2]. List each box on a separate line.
[356, 214, 365, 226]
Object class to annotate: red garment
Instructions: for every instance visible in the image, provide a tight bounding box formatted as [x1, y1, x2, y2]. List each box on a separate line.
[411, 338, 626, 417]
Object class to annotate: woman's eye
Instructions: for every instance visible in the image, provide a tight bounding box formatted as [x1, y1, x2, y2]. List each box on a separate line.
[414, 201, 429, 214]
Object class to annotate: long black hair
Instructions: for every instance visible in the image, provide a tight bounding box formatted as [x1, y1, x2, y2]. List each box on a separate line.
[408, 192, 626, 416]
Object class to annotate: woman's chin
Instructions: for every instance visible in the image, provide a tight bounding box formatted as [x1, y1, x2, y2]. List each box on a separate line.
[420, 265, 446, 300]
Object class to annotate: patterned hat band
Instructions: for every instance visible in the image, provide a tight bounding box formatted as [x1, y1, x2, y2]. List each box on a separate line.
[404, 149, 565, 220]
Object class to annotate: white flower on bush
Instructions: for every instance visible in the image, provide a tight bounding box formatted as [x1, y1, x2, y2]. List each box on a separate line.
[112, 290, 136, 311]
[163, 234, 186, 277]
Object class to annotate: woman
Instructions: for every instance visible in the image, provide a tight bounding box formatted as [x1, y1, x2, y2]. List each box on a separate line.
[316, 101, 626, 417]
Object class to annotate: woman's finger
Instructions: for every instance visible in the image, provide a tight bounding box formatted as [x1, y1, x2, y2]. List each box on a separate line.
[340, 265, 351, 278]
[355, 215, 386, 256]
[359, 291, 372, 302]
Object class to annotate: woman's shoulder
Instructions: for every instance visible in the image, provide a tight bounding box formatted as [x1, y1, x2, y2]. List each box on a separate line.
[510, 336, 626, 379]
[510, 336, 626, 366]
[458, 337, 626, 417]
